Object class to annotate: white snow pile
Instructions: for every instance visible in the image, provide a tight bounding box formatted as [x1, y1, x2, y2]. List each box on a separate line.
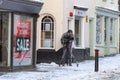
[0, 54, 120, 80]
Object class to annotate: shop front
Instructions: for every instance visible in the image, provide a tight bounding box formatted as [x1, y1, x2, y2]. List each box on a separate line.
[0, 0, 43, 71]
[73, 6, 90, 60]
[95, 7, 119, 56]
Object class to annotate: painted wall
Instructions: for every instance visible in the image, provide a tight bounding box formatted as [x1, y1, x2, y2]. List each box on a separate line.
[36, 0, 96, 50]
[36, 0, 64, 51]
[96, 0, 118, 11]
[37, 0, 93, 51]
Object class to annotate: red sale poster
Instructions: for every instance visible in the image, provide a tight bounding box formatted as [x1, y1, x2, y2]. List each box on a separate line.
[14, 20, 31, 60]
[13, 14, 33, 66]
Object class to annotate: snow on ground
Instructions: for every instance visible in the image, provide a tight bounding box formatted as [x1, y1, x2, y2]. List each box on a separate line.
[0, 54, 120, 80]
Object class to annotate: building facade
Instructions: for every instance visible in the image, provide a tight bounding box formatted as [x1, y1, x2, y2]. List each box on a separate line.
[94, 0, 119, 57]
[0, 0, 43, 71]
[36, 0, 120, 63]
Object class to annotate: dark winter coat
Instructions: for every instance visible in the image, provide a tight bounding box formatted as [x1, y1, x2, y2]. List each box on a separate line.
[61, 32, 74, 46]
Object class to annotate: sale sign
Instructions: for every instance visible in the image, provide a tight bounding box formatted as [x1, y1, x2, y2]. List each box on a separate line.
[16, 37, 30, 52]
[13, 14, 33, 66]
[14, 20, 31, 59]
[16, 20, 31, 37]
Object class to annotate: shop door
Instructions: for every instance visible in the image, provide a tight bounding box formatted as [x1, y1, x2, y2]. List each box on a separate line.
[0, 12, 9, 66]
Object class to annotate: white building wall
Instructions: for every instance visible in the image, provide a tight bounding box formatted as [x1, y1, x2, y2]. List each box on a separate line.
[36, 0, 64, 51]
[74, 0, 96, 48]
[37, 0, 95, 51]
[96, 0, 118, 11]
[62, 0, 74, 34]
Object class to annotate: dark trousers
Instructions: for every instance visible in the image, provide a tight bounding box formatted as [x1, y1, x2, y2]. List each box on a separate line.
[61, 45, 72, 66]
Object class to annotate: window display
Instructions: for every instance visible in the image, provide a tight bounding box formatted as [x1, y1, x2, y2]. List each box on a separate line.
[13, 14, 33, 66]
[96, 16, 102, 44]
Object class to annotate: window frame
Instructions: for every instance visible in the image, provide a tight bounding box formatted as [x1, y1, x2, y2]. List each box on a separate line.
[74, 17, 84, 48]
[40, 16, 55, 49]
[110, 18, 117, 46]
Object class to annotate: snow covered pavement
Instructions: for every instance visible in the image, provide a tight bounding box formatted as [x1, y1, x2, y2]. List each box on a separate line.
[0, 54, 120, 80]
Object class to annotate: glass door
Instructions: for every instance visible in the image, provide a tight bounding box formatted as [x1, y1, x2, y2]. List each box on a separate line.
[0, 12, 10, 66]
[75, 19, 82, 47]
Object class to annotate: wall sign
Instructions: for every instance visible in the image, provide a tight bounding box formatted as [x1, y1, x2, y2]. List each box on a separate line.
[75, 9, 86, 17]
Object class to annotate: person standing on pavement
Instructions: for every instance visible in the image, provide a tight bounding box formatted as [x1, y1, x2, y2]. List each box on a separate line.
[60, 29, 74, 66]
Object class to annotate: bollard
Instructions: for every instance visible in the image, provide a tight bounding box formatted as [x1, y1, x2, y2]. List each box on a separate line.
[95, 49, 99, 72]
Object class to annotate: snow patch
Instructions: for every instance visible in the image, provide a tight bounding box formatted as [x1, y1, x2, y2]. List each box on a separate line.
[0, 54, 120, 80]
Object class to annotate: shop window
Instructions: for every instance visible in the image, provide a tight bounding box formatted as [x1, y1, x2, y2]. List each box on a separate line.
[13, 14, 33, 66]
[104, 17, 107, 44]
[75, 18, 82, 47]
[41, 16, 54, 48]
[0, 12, 10, 66]
[110, 18, 115, 45]
[96, 16, 102, 44]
